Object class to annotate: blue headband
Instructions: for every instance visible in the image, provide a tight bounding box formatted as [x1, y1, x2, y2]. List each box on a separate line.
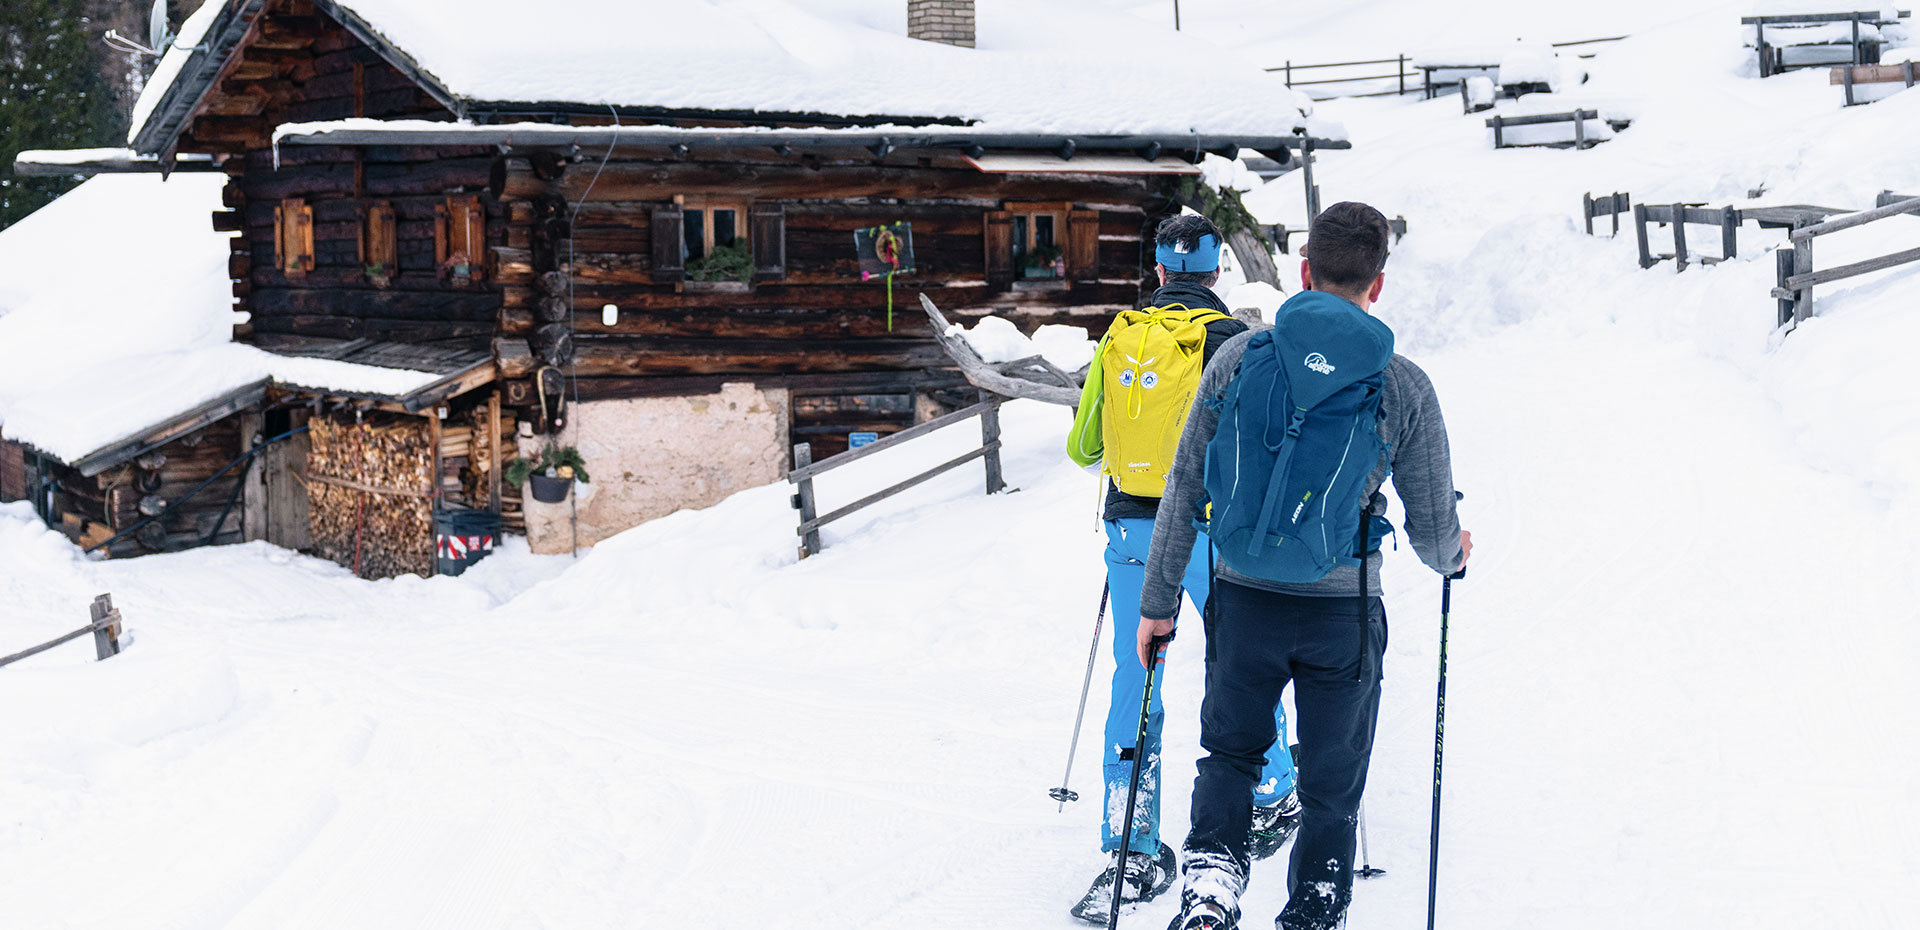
[1155, 233, 1222, 273]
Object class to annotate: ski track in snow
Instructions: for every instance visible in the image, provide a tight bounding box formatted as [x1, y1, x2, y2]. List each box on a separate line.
[7, 3, 1920, 927]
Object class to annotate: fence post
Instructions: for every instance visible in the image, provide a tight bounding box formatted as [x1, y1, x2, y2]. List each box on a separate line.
[1792, 222, 1815, 323]
[1722, 206, 1739, 260]
[980, 402, 1005, 494]
[89, 594, 121, 661]
[1583, 193, 1595, 235]
[1490, 116, 1504, 149]
[1399, 55, 1407, 96]
[792, 443, 821, 558]
[1844, 65, 1856, 106]
[1573, 111, 1587, 149]
[1613, 193, 1625, 237]
[1634, 203, 1654, 268]
[1285, 60, 1292, 87]
[1672, 203, 1689, 272]
[1300, 138, 1320, 219]
[1850, 18, 1861, 66]
[1776, 249, 1798, 328]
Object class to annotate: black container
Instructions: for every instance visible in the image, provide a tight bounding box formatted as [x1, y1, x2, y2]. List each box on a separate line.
[527, 474, 571, 503]
[434, 507, 501, 576]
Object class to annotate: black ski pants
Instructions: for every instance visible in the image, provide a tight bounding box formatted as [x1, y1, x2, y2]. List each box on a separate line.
[1186, 580, 1386, 930]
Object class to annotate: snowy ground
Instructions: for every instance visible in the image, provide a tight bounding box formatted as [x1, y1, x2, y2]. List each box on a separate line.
[6, 3, 1920, 929]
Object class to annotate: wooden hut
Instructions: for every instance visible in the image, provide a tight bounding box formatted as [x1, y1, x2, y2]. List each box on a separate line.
[11, 0, 1344, 558]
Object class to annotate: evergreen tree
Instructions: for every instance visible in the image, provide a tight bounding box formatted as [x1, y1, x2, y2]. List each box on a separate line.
[1, 0, 122, 230]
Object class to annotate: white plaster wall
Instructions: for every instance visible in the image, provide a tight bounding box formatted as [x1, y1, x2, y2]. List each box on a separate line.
[519, 383, 789, 554]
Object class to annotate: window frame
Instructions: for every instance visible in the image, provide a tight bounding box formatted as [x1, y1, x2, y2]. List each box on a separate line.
[679, 195, 751, 261]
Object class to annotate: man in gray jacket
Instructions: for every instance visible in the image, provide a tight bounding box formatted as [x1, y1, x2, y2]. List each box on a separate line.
[1138, 203, 1472, 930]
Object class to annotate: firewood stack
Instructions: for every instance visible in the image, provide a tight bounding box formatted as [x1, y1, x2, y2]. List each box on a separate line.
[307, 414, 433, 578]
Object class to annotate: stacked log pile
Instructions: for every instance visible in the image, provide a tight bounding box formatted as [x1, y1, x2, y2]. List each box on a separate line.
[448, 400, 523, 533]
[306, 414, 433, 578]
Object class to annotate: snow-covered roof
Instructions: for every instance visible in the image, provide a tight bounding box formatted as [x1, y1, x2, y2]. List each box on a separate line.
[132, 0, 1328, 153]
[0, 175, 441, 467]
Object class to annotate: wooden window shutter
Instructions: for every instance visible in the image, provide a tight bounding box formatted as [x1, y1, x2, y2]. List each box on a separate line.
[275, 198, 314, 276]
[1066, 209, 1100, 281]
[437, 194, 486, 285]
[651, 206, 685, 283]
[749, 203, 786, 283]
[984, 211, 1014, 284]
[361, 201, 397, 286]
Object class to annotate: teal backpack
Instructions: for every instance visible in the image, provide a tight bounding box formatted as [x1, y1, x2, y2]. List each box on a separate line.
[1202, 291, 1395, 582]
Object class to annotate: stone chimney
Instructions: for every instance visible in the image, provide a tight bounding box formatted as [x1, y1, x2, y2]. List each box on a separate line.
[908, 0, 975, 48]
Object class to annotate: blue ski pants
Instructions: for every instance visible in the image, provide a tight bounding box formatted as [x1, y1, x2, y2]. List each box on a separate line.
[1101, 517, 1297, 857]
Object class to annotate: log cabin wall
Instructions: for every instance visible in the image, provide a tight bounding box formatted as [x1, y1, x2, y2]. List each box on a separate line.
[204, 0, 472, 345]
[229, 143, 502, 345]
[491, 148, 1173, 451]
[35, 420, 249, 558]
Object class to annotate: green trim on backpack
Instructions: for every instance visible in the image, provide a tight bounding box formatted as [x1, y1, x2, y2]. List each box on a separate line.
[1066, 334, 1110, 467]
[1069, 303, 1228, 496]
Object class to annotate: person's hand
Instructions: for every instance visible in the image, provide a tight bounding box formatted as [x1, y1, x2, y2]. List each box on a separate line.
[1460, 530, 1473, 565]
[1137, 616, 1175, 670]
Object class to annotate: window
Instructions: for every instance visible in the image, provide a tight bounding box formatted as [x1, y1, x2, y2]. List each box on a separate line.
[652, 199, 785, 285]
[435, 194, 487, 286]
[274, 198, 314, 276]
[985, 203, 1099, 285]
[360, 201, 396, 286]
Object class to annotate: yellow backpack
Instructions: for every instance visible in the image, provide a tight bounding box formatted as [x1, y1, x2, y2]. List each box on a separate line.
[1069, 303, 1227, 498]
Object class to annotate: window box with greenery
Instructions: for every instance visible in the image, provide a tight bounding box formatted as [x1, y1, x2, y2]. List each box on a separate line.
[506, 444, 591, 503]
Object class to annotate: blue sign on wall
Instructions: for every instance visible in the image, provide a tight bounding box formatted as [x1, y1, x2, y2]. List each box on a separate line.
[849, 432, 880, 449]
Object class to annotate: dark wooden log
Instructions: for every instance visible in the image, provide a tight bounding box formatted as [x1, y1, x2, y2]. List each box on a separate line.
[556, 162, 1157, 205]
[495, 335, 947, 379]
[532, 323, 574, 367]
[246, 314, 496, 342]
[249, 287, 501, 322]
[535, 296, 571, 323]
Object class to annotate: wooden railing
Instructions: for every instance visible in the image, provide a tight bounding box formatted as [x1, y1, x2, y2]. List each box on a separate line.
[787, 400, 1005, 558]
[0, 594, 126, 670]
[1635, 203, 1743, 269]
[1266, 36, 1628, 100]
[1583, 191, 1632, 236]
[1773, 195, 1920, 327]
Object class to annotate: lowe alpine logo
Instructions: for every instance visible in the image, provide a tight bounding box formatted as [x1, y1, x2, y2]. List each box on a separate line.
[1304, 353, 1335, 375]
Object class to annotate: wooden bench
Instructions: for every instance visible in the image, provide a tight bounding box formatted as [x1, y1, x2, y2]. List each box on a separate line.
[1832, 61, 1920, 104]
[1487, 110, 1608, 149]
[1633, 202, 1853, 270]
[1745, 11, 1909, 77]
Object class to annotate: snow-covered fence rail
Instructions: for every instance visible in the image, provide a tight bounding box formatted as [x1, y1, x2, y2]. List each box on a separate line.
[0, 595, 125, 670]
[1832, 61, 1919, 104]
[787, 401, 1004, 558]
[1583, 191, 1632, 236]
[1266, 36, 1626, 100]
[1634, 203, 1742, 269]
[1880, 190, 1920, 207]
[1773, 195, 1920, 327]
[1487, 110, 1603, 149]
[1745, 10, 1910, 78]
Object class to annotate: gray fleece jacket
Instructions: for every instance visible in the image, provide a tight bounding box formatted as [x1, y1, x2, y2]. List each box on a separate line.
[1139, 327, 1465, 619]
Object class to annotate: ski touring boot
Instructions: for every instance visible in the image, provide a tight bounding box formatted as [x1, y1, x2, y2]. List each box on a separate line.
[1070, 843, 1178, 923]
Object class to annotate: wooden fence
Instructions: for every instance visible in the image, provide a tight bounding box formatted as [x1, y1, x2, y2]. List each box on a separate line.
[1488, 109, 1603, 149]
[1773, 195, 1920, 327]
[787, 400, 1005, 558]
[1265, 36, 1627, 100]
[0, 594, 125, 670]
[1583, 191, 1632, 236]
[1635, 203, 1743, 269]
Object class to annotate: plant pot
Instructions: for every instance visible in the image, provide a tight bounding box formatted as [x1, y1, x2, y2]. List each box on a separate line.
[528, 474, 572, 503]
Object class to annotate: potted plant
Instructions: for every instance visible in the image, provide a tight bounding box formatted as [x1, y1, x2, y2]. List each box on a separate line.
[1022, 242, 1063, 279]
[685, 239, 753, 286]
[506, 443, 591, 503]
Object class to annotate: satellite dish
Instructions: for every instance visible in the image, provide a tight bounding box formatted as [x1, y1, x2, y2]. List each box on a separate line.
[148, 0, 172, 54]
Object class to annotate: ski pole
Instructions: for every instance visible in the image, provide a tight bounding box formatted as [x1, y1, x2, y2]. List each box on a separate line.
[1051, 582, 1110, 810]
[1427, 565, 1464, 930]
[1355, 802, 1385, 878]
[1111, 632, 1171, 930]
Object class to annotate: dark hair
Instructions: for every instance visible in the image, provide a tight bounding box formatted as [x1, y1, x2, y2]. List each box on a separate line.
[1303, 202, 1391, 292]
[1155, 214, 1224, 287]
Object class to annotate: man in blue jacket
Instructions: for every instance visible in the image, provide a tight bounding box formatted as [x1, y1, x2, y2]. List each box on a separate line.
[1143, 203, 1472, 930]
